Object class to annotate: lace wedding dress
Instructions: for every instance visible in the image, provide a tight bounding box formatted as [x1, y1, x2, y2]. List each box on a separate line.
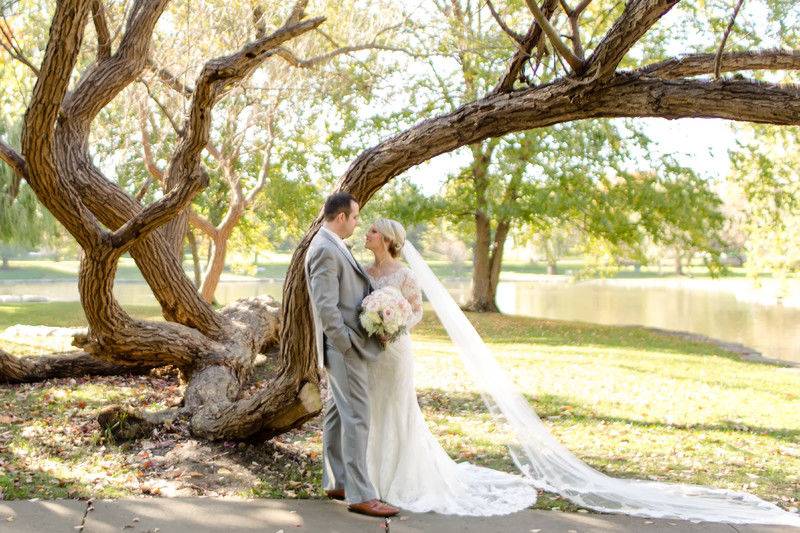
[365, 266, 538, 516]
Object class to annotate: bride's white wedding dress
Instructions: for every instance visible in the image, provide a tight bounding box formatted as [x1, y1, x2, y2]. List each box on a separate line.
[356, 242, 800, 526]
[365, 266, 538, 516]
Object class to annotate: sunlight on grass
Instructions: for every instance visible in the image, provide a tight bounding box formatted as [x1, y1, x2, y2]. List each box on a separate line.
[0, 306, 797, 511]
[411, 312, 800, 509]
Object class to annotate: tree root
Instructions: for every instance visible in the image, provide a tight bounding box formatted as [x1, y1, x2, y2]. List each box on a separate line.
[0, 348, 160, 384]
[97, 405, 186, 442]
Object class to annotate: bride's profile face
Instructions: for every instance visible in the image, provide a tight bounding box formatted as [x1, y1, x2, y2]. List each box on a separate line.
[365, 225, 387, 254]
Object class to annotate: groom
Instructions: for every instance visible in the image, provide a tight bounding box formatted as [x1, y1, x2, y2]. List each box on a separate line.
[305, 192, 399, 518]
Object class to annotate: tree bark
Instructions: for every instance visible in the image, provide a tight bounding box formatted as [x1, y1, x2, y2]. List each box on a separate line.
[469, 218, 495, 311]
[199, 236, 227, 304]
[674, 250, 684, 276]
[465, 143, 501, 312]
[187, 228, 202, 288]
[0, 349, 157, 384]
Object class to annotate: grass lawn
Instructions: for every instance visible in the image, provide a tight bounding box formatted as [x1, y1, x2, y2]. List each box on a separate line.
[0, 303, 797, 514]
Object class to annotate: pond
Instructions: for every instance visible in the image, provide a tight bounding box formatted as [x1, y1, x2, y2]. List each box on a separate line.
[3, 277, 799, 364]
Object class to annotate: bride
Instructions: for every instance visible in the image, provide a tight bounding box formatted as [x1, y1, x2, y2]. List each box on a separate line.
[363, 218, 536, 516]
[360, 217, 800, 525]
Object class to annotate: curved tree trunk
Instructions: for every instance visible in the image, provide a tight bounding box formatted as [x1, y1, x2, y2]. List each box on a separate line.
[1, 0, 326, 444]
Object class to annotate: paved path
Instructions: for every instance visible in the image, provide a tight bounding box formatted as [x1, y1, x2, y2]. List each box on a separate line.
[0, 499, 796, 532]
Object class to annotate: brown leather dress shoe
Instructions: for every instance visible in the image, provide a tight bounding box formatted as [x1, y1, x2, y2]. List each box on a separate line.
[325, 488, 345, 500]
[347, 499, 399, 517]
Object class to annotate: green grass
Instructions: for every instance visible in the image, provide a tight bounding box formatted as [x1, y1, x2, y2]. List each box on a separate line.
[409, 312, 800, 512]
[0, 304, 797, 514]
[0, 302, 163, 330]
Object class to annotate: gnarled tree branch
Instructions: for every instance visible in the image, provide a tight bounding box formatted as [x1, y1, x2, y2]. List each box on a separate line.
[638, 49, 800, 79]
[0, 138, 26, 180]
[585, 0, 678, 80]
[493, 0, 560, 93]
[524, 0, 583, 71]
[91, 0, 112, 60]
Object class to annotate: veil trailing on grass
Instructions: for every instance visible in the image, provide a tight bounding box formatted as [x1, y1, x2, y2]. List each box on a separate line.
[402, 241, 800, 527]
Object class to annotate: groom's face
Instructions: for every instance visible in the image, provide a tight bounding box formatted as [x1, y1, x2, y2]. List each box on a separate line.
[340, 200, 360, 238]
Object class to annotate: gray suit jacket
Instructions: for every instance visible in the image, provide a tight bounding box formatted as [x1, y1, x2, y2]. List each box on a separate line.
[305, 229, 382, 368]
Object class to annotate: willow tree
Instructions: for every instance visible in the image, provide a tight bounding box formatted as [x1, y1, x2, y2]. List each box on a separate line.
[1, 0, 800, 443]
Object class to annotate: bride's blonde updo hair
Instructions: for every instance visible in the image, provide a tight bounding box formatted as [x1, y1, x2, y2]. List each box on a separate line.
[373, 218, 406, 258]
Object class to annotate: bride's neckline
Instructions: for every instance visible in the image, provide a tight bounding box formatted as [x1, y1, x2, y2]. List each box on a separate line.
[366, 262, 405, 281]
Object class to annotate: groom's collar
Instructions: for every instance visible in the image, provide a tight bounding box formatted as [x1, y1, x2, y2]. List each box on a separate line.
[318, 227, 369, 282]
[320, 226, 348, 248]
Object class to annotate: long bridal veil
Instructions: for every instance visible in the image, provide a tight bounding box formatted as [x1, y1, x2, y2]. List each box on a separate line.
[402, 241, 800, 526]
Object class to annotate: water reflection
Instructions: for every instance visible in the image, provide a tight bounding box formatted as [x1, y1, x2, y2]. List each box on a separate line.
[3, 278, 800, 363]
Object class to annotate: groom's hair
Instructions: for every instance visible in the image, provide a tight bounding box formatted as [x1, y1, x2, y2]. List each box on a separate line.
[323, 192, 356, 221]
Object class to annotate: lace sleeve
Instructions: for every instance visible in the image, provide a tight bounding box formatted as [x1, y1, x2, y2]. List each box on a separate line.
[400, 268, 423, 330]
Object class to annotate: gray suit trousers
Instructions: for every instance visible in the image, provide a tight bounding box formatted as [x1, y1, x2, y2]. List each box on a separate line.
[321, 340, 377, 504]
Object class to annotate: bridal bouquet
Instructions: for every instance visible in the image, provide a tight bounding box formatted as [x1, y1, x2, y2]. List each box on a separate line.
[359, 286, 412, 344]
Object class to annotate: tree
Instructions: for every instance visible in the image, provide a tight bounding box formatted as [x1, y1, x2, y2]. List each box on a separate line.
[278, 0, 800, 428]
[728, 124, 800, 283]
[0, 0, 350, 441]
[1, 0, 799, 446]
[83, 1, 402, 303]
[343, 0, 731, 311]
[448, 121, 653, 310]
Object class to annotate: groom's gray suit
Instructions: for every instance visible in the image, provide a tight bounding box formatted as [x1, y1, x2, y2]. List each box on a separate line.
[305, 227, 382, 504]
